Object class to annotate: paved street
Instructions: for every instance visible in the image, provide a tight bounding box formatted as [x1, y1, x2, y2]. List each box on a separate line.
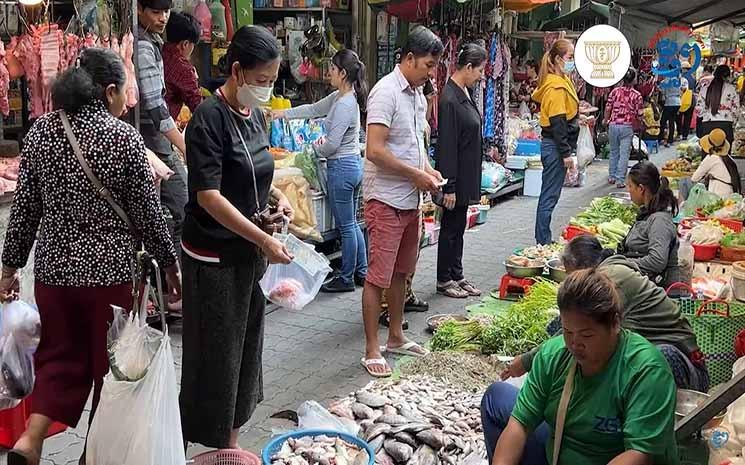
[0, 145, 677, 464]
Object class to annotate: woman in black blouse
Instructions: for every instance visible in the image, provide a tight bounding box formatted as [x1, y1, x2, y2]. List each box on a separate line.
[179, 26, 294, 449]
[0, 48, 179, 465]
[435, 43, 487, 299]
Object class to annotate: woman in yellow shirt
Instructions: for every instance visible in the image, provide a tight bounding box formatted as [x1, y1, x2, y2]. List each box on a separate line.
[641, 96, 661, 140]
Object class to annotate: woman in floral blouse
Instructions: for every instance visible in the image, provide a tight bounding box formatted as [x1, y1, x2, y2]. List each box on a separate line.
[604, 68, 642, 188]
[0, 48, 179, 465]
[696, 65, 740, 146]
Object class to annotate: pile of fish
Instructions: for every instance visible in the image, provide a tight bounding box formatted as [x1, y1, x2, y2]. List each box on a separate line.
[327, 376, 488, 465]
[270, 434, 370, 465]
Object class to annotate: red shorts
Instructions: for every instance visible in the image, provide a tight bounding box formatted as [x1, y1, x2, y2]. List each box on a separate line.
[365, 199, 421, 289]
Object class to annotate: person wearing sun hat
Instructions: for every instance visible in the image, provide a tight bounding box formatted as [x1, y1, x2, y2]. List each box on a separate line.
[691, 128, 742, 197]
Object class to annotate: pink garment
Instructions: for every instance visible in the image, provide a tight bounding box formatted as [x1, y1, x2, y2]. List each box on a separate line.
[608, 86, 643, 126]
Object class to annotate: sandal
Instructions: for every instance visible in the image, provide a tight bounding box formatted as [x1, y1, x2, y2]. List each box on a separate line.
[437, 281, 469, 299]
[361, 357, 392, 378]
[458, 279, 482, 297]
[379, 310, 409, 330]
[404, 295, 429, 313]
[384, 341, 429, 357]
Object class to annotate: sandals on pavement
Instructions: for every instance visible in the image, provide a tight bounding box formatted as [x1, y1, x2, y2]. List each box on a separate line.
[404, 295, 429, 313]
[361, 357, 392, 378]
[384, 341, 429, 358]
[437, 281, 469, 299]
[458, 279, 482, 297]
[379, 310, 409, 330]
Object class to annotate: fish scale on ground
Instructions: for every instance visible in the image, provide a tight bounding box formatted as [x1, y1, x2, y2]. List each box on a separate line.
[326, 376, 488, 465]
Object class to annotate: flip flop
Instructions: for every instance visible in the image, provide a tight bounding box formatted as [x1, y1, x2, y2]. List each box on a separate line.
[386, 341, 429, 358]
[437, 281, 469, 299]
[361, 357, 392, 378]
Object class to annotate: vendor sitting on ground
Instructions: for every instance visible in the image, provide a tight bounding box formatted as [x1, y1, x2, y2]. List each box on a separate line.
[641, 95, 661, 141]
[691, 128, 742, 197]
[481, 268, 679, 465]
[619, 161, 682, 288]
[502, 235, 709, 392]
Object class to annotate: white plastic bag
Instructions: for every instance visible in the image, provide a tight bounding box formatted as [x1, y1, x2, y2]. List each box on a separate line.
[260, 233, 332, 310]
[297, 400, 360, 437]
[0, 300, 40, 410]
[518, 101, 531, 119]
[87, 332, 185, 465]
[577, 125, 595, 168]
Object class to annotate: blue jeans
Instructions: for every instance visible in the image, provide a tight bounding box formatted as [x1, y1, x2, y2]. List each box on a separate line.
[327, 156, 367, 285]
[481, 382, 550, 465]
[608, 124, 634, 183]
[535, 138, 566, 245]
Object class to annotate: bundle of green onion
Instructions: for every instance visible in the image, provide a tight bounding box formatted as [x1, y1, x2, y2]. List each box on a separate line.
[430, 320, 484, 353]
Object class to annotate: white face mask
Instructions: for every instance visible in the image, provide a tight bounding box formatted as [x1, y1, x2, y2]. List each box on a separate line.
[237, 82, 273, 108]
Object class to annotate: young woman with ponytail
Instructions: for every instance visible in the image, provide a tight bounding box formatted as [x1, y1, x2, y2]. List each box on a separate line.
[532, 38, 580, 245]
[273, 48, 369, 292]
[435, 43, 487, 299]
[620, 161, 683, 289]
[696, 64, 740, 144]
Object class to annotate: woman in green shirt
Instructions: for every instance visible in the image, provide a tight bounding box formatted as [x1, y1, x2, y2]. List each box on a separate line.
[482, 268, 679, 465]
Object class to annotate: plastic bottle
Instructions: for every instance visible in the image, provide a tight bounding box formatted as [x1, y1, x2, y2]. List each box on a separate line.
[221, 0, 234, 41]
[209, 0, 227, 41]
[193, 0, 213, 43]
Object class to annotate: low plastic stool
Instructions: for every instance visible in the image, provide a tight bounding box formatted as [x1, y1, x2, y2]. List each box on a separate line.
[499, 274, 534, 299]
[644, 139, 659, 154]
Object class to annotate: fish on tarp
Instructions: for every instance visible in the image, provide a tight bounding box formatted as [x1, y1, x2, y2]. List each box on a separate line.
[365, 423, 392, 441]
[352, 403, 376, 420]
[384, 440, 413, 463]
[375, 414, 410, 426]
[357, 391, 389, 408]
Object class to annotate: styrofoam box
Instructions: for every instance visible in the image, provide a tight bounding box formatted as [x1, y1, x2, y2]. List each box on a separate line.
[524, 168, 543, 197]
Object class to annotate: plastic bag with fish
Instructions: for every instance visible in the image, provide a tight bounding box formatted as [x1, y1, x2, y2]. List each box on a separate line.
[298, 400, 361, 437]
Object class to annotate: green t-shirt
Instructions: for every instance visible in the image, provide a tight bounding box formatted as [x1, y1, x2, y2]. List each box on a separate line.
[511, 330, 679, 465]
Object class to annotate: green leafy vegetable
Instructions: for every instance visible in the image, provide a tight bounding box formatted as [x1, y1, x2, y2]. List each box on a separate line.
[722, 232, 745, 248]
[570, 197, 638, 229]
[430, 320, 484, 353]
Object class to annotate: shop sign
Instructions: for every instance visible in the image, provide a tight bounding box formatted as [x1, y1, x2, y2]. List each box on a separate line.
[575, 25, 632, 88]
[649, 25, 702, 89]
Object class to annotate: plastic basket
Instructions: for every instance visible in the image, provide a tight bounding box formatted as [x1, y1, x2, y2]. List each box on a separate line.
[719, 218, 744, 233]
[562, 225, 594, 241]
[692, 243, 719, 261]
[191, 449, 261, 465]
[667, 283, 745, 385]
[721, 246, 745, 263]
[262, 429, 375, 465]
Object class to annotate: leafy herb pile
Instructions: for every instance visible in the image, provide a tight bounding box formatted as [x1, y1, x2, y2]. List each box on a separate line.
[570, 197, 638, 230]
[722, 232, 745, 248]
[430, 320, 484, 353]
[480, 279, 559, 356]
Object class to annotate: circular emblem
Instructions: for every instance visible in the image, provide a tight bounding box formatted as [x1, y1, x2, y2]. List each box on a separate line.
[575, 25, 632, 88]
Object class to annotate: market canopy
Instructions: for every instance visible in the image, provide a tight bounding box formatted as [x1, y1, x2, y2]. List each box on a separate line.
[540, 1, 609, 31]
[608, 0, 745, 27]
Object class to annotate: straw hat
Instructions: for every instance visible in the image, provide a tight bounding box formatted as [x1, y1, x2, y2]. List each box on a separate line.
[700, 128, 731, 156]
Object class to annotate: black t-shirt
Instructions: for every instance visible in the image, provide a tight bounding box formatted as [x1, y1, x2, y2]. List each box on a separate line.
[182, 93, 274, 265]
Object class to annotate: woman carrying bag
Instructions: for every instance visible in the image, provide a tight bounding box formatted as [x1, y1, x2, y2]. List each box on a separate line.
[435, 43, 487, 299]
[481, 269, 678, 465]
[696, 65, 740, 144]
[0, 48, 180, 465]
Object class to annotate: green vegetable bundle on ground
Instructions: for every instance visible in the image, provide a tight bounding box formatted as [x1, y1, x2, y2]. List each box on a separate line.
[481, 279, 559, 356]
[596, 219, 631, 250]
[570, 197, 638, 230]
[430, 320, 485, 353]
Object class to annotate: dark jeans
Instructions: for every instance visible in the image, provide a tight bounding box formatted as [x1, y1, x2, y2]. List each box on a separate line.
[481, 382, 550, 465]
[327, 156, 367, 285]
[700, 120, 735, 147]
[535, 138, 566, 245]
[696, 116, 704, 138]
[157, 152, 188, 261]
[677, 107, 694, 139]
[659, 105, 680, 144]
[436, 205, 468, 283]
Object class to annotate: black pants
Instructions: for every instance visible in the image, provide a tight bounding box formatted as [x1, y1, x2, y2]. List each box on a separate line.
[699, 120, 735, 146]
[157, 151, 188, 261]
[696, 116, 704, 138]
[677, 107, 694, 139]
[436, 205, 468, 283]
[659, 105, 680, 144]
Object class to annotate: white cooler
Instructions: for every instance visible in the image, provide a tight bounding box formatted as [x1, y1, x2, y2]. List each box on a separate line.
[524, 168, 543, 197]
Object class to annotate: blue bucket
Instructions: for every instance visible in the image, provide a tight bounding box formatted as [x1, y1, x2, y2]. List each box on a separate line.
[262, 429, 375, 465]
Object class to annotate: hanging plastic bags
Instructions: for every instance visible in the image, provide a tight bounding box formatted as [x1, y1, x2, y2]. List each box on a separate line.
[682, 183, 721, 218]
[260, 233, 332, 310]
[577, 124, 596, 168]
[0, 300, 40, 410]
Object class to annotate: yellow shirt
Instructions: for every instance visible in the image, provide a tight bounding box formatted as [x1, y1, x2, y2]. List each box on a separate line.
[642, 106, 660, 136]
[532, 74, 579, 129]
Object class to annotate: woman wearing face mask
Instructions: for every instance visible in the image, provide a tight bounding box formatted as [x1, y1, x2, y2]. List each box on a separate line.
[532, 39, 579, 245]
[271, 49, 368, 293]
[179, 26, 294, 449]
[696, 64, 740, 144]
[482, 269, 678, 465]
[435, 43, 487, 299]
[0, 48, 179, 465]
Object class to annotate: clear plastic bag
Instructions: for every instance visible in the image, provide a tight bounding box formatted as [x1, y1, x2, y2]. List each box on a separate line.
[682, 183, 721, 217]
[260, 233, 332, 310]
[0, 300, 41, 410]
[297, 400, 360, 436]
[577, 125, 595, 168]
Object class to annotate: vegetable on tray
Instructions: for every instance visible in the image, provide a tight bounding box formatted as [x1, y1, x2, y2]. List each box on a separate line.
[721, 232, 745, 248]
[690, 224, 724, 245]
[569, 196, 638, 230]
[596, 219, 631, 251]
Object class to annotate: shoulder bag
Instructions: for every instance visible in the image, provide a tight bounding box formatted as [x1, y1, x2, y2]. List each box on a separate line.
[552, 360, 577, 465]
[59, 110, 141, 243]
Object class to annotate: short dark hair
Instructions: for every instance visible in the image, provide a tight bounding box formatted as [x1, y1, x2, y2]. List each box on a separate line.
[166, 12, 200, 44]
[557, 268, 622, 328]
[623, 67, 637, 85]
[401, 26, 444, 59]
[562, 235, 615, 272]
[225, 26, 280, 72]
[52, 48, 126, 114]
[628, 160, 678, 216]
[456, 43, 487, 70]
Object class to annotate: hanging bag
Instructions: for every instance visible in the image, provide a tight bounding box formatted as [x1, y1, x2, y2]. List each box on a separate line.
[552, 360, 577, 465]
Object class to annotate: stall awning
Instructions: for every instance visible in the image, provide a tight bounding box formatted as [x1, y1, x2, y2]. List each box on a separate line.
[540, 1, 609, 31]
[609, 0, 745, 27]
[502, 0, 559, 13]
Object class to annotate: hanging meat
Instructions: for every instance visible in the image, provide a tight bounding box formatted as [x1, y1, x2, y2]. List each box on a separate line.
[40, 27, 61, 115]
[120, 32, 138, 108]
[0, 42, 10, 116]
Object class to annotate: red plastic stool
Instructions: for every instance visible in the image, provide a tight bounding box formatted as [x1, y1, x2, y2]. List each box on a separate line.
[0, 394, 67, 448]
[499, 274, 534, 299]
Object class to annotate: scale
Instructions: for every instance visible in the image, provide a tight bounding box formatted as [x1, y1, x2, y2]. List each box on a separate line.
[676, 367, 745, 439]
